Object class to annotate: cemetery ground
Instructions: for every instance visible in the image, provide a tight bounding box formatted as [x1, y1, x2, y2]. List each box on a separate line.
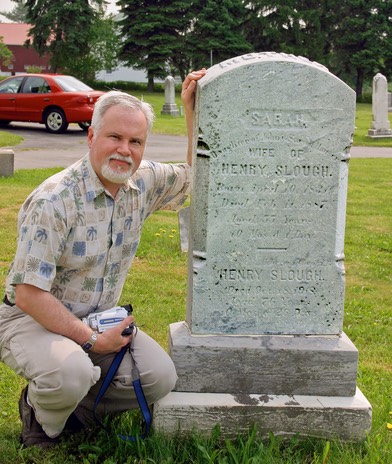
[0, 160, 390, 463]
[0, 100, 391, 462]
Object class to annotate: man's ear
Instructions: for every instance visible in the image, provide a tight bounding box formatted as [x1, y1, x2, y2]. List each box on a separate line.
[87, 126, 94, 147]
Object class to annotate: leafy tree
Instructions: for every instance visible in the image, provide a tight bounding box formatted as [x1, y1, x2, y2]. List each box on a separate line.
[186, 0, 252, 69]
[23, 0, 117, 81]
[117, 0, 191, 91]
[63, 12, 120, 83]
[0, 36, 13, 67]
[0, 0, 28, 23]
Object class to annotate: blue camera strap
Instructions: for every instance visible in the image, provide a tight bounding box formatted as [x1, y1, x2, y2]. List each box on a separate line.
[92, 329, 152, 441]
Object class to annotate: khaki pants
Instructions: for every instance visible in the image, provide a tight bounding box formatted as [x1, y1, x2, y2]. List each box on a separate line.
[0, 303, 177, 438]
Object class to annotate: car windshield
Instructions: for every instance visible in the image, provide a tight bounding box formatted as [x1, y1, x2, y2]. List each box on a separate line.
[53, 75, 94, 92]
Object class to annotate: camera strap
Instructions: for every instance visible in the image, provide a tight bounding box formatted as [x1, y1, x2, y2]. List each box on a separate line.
[92, 328, 152, 441]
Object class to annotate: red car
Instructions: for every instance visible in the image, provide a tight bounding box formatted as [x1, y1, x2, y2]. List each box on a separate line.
[0, 73, 105, 133]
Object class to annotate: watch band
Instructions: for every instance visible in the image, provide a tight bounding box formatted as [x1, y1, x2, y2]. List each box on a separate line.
[81, 332, 98, 351]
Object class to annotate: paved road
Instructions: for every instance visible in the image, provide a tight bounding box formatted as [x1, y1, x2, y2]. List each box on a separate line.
[1, 121, 391, 170]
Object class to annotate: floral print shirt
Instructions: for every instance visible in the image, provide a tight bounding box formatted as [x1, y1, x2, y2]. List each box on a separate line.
[5, 155, 190, 317]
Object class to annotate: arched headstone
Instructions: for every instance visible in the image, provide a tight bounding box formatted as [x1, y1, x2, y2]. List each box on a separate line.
[155, 53, 372, 441]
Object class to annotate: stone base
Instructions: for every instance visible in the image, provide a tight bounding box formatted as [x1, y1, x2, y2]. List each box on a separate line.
[367, 129, 392, 138]
[154, 388, 372, 441]
[161, 104, 179, 116]
[169, 321, 358, 397]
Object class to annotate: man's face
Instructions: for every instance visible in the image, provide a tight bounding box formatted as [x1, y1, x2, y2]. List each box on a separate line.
[88, 105, 148, 196]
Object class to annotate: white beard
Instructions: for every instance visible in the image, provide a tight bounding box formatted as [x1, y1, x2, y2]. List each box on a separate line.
[101, 154, 135, 184]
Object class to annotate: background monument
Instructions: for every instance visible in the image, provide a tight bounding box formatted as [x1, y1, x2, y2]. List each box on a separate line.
[161, 75, 180, 117]
[154, 53, 372, 440]
[368, 73, 392, 138]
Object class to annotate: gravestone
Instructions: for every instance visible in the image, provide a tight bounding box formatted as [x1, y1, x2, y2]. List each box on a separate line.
[368, 73, 392, 138]
[161, 75, 179, 117]
[178, 206, 190, 252]
[0, 149, 14, 177]
[154, 53, 372, 440]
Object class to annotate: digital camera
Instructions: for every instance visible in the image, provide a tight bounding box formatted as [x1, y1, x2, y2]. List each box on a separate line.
[82, 305, 134, 336]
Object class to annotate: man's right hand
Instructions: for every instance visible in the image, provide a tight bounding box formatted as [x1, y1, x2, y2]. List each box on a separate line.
[91, 315, 134, 354]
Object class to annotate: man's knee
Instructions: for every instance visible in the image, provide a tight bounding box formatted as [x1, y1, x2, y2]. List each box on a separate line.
[139, 352, 178, 403]
[30, 351, 100, 409]
[131, 330, 178, 402]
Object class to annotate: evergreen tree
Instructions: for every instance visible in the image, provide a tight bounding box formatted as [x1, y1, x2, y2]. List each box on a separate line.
[24, 0, 112, 81]
[243, 0, 391, 99]
[117, 0, 190, 91]
[380, 0, 392, 81]
[331, 0, 387, 97]
[243, 1, 336, 66]
[186, 0, 252, 69]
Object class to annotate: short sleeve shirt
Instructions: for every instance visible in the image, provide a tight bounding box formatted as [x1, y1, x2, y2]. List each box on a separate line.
[5, 155, 190, 317]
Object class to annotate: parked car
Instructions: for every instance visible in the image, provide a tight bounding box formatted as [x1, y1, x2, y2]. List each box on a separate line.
[0, 73, 105, 133]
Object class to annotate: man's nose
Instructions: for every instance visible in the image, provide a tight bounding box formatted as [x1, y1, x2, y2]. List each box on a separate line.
[116, 140, 131, 156]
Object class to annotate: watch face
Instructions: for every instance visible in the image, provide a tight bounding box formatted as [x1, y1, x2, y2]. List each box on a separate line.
[82, 333, 98, 351]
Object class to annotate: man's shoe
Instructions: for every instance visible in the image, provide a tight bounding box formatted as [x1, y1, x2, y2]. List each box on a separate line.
[18, 386, 59, 449]
[64, 411, 86, 434]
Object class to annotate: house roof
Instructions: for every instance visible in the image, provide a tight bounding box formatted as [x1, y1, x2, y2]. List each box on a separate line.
[0, 23, 31, 46]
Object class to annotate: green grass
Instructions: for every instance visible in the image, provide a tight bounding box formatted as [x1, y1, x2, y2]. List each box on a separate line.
[0, 131, 23, 148]
[0, 159, 391, 462]
[354, 103, 392, 147]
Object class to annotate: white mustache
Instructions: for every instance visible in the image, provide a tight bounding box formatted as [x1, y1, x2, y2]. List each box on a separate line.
[109, 154, 134, 166]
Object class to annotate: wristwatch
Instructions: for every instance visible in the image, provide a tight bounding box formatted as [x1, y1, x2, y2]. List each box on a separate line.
[81, 332, 98, 351]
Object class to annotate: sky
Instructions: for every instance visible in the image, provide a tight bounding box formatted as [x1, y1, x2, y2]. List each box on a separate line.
[0, 0, 119, 15]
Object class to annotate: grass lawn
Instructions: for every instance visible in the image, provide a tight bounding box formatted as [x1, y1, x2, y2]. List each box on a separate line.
[354, 103, 392, 147]
[0, 158, 391, 463]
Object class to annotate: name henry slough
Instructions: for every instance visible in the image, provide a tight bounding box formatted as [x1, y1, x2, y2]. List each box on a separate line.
[217, 269, 323, 282]
[217, 163, 330, 178]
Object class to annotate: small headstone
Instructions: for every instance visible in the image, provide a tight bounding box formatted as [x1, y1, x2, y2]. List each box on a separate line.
[155, 53, 372, 441]
[368, 73, 392, 138]
[161, 76, 179, 117]
[178, 206, 190, 252]
[0, 149, 14, 177]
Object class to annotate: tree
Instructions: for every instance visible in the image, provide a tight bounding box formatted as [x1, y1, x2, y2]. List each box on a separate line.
[62, 12, 121, 83]
[117, 0, 191, 91]
[0, 36, 13, 67]
[243, 0, 391, 99]
[331, 0, 387, 98]
[0, 0, 28, 23]
[243, 1, 337, 67]
[23, 0, 117, 81]
[186, 0, 252, 69]
[380, 0, 392, 81]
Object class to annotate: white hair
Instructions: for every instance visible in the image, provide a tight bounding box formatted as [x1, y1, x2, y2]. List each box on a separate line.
[91, 90, 155, 134]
